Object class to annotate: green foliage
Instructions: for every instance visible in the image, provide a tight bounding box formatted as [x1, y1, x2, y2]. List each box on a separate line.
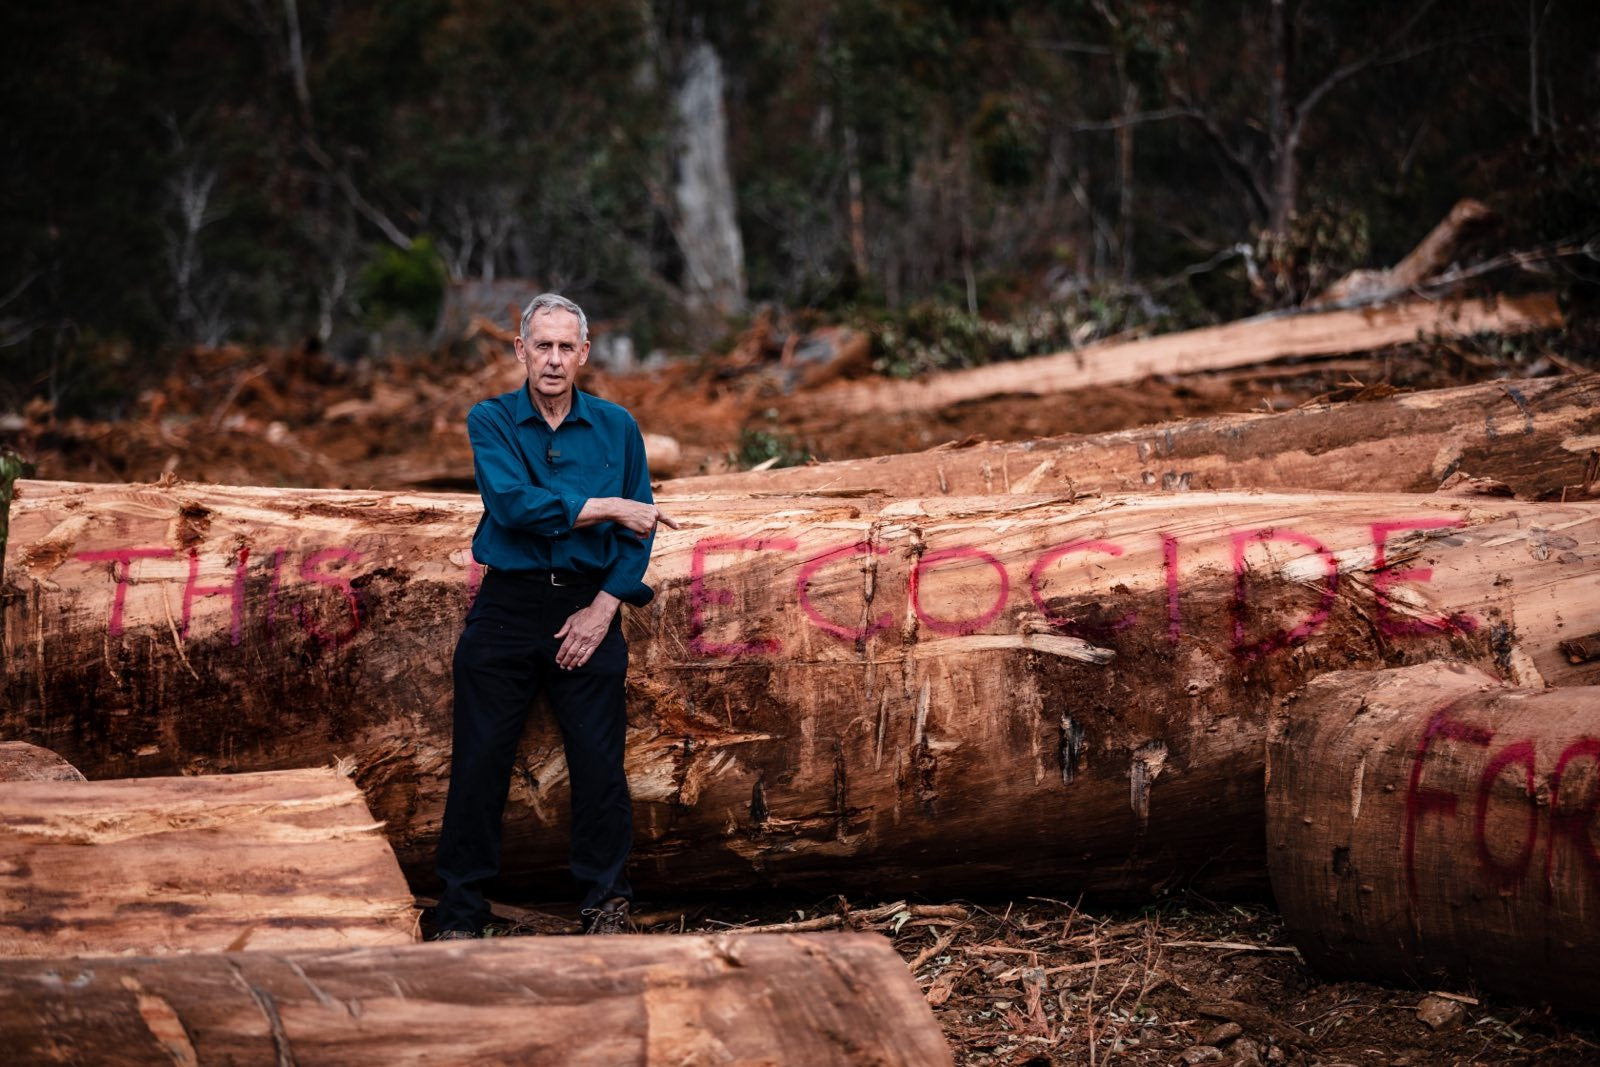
[1253, 204, 1373, 308]
[0, 449, 37, 560]
[733, 418, 810, 470]
[970, 93, 1043, 190]
[356, 238, 449, 331]
[862, 286, 1165, 379]
[2, 0, 1599, 413]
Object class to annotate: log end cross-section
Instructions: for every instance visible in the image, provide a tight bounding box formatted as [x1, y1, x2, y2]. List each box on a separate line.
[0, 767, 419, 957]
[1268, 662, 1600, 1013]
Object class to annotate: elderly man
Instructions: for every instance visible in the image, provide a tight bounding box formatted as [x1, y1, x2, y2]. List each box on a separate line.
[433, 293, 675, 938]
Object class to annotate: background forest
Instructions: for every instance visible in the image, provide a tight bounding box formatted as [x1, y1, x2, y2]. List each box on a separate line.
[3, 0, 1598, 417]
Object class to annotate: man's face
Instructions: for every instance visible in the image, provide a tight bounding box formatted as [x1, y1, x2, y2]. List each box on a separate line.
[515, 309, 589, 400]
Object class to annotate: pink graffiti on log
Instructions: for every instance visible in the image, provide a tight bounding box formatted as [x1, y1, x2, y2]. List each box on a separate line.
[64, 516, 1481, 658]
[1404, 699, 1600, 907]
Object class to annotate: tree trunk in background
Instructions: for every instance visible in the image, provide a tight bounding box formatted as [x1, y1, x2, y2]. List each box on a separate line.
[665, 373, 1600, 503]
[782, 293, 1564, 424]
[0, 768, 417, 957]
[4, 481, 1598, 900]
[1267, 662, 1600, 1014]
[671, 42, 746, 324]
[1267, 0, 1296, 240]
[0, 933, 951, 1067]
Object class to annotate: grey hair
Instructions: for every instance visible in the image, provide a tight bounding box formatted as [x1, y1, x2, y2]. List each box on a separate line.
[520, 293, 589, 342]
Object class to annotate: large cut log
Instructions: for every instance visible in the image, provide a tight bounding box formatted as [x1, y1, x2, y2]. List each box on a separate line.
[665, 373, 1600, 503]
[3, 480, 1598, 900]
[0, 767, 418, 956]
[1267, 663, 1600, 1013]
[0, 932, 950, 1066]
[785, 293, 1564, 424]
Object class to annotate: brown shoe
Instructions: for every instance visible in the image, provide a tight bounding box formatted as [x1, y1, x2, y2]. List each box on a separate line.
[582, 897, 632, 935]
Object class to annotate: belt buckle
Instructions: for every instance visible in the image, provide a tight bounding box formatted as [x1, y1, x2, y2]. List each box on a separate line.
[549, 570, 573, 587]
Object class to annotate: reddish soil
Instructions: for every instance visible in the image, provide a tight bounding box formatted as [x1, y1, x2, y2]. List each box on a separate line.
[3, 332, 1573, 490]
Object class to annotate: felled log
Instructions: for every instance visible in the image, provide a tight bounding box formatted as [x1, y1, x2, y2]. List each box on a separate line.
[0, 741, 85, 782]
[0, 767, 418, 956]
[785, 293, 1563, 424]
[4, 480, 1598, 900]
[0, 933, 949, 1067]
[1311, 198, 1495, 308]
[1267, 663, 1600, 1013]
[665, 373, 1600, 503]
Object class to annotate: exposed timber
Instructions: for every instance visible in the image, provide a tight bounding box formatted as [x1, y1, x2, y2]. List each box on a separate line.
[664, 373, 1600, 504]
[3, 479, 1598, 900]
[0, 767, 418, 957]
[0, 933, 950, 1067]
[1267, 662, 1600, 1013]
[784, 293, 1564, 424]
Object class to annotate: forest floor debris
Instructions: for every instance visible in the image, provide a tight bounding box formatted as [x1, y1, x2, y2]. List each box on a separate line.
[446, 893, 1600, 1067]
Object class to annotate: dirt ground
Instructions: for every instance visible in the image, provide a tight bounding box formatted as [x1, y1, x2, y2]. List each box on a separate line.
[6, 327, 1598, 1065]
[4, 329, 1579, 491]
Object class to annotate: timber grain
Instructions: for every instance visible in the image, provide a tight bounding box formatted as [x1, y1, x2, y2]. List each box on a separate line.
[1267, 662, 1600, 1013]
[0, 933, 950, 1066]
[664, 373, 1600, 504]
[0, 767, 418, 957]
[3, 479, 1598, 900]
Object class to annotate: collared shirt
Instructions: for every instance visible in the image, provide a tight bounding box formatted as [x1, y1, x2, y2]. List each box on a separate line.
[468, 384, 657, 606]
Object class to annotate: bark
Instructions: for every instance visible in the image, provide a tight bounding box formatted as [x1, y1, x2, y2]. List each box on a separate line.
[0, 741, 84, 782]
[670, 42, 746, 320]
[784, 293, 1564, 424]
[4, 481, 1598, 900]
[1267, 662, 1600, 1013]
[0, 933, 950, 1067]
[665, 373, 1600, 504]
[0, 768, 418, 957]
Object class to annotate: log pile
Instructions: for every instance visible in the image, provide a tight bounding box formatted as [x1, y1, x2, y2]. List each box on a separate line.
[5, 477, 1597, 902]
[0, 933, 950, 1067]
[4, 356, 1598, 1024]
[666, 372, 1600, 503]
[782, 293, 1564, 427]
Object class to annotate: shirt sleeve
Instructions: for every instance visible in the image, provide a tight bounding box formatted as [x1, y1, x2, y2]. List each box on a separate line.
[600, 416, 657, 607]
[468, 403, 585, 536]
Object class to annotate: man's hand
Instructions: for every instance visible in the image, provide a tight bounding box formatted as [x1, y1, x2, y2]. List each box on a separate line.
[555, 591, 621, 670]
[576, 497, 680, 537]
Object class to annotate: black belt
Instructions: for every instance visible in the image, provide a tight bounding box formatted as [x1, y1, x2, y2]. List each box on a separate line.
[488, 567, 600, 588]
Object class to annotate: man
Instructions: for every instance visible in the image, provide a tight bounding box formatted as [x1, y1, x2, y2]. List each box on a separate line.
[433, 293, 676, 938]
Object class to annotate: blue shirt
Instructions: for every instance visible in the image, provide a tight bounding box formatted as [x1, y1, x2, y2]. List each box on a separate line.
[468, 384, 657, 606]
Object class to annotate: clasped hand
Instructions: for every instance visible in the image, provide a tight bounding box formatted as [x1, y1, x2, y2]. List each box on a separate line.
[555, 591, 620, 670]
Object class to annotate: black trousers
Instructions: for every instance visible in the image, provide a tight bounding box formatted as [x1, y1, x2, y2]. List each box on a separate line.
[434, 569, 633, 934]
